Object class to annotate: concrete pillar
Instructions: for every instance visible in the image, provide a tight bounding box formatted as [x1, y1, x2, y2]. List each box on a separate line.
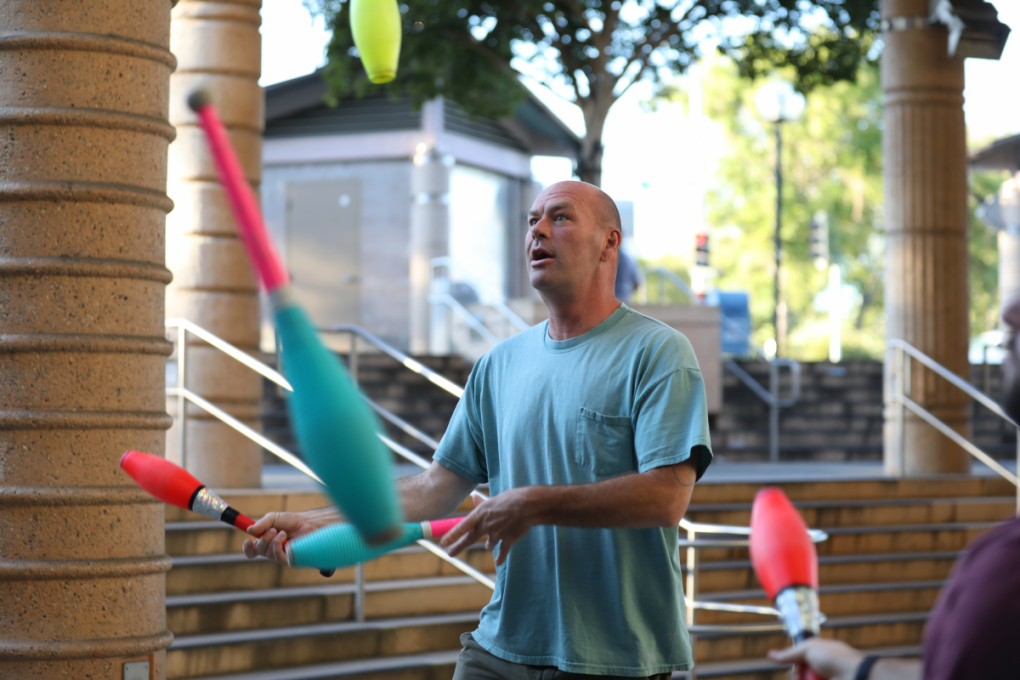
[882, 0, 971, 475]
[166, 0, 264, 487]
[409, 144, 452, 355]
[0, 1, 175, 678]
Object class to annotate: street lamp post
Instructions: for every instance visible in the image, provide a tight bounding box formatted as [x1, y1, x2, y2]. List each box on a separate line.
[755, 80, 805, 357]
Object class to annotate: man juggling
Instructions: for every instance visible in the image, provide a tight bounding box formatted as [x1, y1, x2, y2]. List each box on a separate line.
[246, 181, 713, 679]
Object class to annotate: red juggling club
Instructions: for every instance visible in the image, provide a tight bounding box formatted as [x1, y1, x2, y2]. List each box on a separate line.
[749, 488, 823, 680]
[120, 450, 255, 531]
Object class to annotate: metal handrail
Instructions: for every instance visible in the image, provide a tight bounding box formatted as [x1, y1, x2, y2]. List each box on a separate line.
[431, 256, 530, 332]
[320, 324, 464, 398]
[165, 320, 494, 618]
[887, 339, 1020, 513]
[430, 291, 501, 346]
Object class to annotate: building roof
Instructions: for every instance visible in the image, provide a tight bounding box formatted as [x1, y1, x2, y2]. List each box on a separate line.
[264, 70, 580, 159]
[970, 133, 1020, 171]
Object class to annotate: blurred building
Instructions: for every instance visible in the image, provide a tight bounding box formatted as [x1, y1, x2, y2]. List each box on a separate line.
[260, 71, 580, 353]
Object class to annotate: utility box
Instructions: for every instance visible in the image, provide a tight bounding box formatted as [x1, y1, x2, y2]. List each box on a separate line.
[630, 304, 722, 415]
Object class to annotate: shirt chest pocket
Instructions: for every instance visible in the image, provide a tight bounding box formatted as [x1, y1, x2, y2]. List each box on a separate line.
[574, 407, 635, 477]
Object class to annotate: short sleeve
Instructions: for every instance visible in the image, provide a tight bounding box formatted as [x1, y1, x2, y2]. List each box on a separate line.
[433, 365, 489, 484]
[633, 365, 713, 480]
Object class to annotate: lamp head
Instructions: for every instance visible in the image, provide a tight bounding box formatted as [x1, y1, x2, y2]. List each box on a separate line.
[754, 79, 805, 123]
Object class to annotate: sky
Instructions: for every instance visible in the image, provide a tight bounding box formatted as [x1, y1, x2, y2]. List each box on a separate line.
[260, 0, 1020, 259]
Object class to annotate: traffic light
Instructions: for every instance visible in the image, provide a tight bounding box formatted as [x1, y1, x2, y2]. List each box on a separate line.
[809, 211, 828, 270]
[695, 232, 710, 267]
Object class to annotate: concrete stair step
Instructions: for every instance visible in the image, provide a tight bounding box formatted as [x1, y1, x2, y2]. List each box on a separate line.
[695, 610, 929, 663]
[686, 496, 1016, 528]
[167, 546, 494, 596]
[167, 575, 495, 635]
[693, 550, 961, 593]
[694, 580, 945, 624]
[166, 609, 926, 678]
[166, 645, 920, 680]
[691, 521, 1000, 563]
[166, 612, 479, 679]
[685, 476, 1015, 504]
[166, 650, 460, 680]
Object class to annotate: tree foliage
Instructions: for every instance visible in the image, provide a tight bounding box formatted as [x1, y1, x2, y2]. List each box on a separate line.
[652, 59, 1005, 360]
[970, 170, 1008, 340]
[671, 58, 884, 359]
[307, 0, 880, 185]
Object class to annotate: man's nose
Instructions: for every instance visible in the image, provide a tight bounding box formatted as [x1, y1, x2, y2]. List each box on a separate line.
[529, 217, 551, 240]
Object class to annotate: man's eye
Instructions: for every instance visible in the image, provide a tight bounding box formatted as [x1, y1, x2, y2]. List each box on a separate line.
[555, 214, 566, 221]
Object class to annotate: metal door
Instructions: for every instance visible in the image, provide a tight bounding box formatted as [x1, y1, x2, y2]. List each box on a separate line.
[286, 179, 362, 333]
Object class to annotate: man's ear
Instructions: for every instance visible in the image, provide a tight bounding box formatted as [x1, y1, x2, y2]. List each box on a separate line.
[602, 228, 622, 262]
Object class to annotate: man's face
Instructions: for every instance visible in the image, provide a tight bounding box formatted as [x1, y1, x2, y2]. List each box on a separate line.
[525, 183, 610, 294]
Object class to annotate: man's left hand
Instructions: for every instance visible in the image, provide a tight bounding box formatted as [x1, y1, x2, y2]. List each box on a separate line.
[439, 489, 535, 567]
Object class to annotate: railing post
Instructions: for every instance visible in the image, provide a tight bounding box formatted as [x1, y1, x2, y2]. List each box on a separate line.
[349, 331, 359, 386]
[769, 362, 779, 463]
[355, 562, 366, 622]
[178, 326, 187, 471]
[686, 525, 698, 680]
[900, 346, 910, 477]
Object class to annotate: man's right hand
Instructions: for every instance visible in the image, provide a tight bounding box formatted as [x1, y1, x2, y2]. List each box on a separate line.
[768, 638, 863, 680]
[242, 507, 342, 565]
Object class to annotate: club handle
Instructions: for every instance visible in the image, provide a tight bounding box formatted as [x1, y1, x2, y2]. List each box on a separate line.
[232, 513, 255, 532]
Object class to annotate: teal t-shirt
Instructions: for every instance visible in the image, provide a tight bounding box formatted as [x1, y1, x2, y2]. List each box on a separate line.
[433, 304, 713, 676]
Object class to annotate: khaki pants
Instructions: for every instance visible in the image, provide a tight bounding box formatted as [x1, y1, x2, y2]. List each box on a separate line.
[452, 633, 674, 680]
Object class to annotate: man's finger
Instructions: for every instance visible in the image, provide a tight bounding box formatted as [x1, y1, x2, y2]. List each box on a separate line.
[242, 539, 256, 559]
[249, 513, 278, 535]
[271, 531, 288, 563]
[444, 528, 479, 557]
[439, 513, 476, 548]
[256, 528, 278, 555]
[767, 643, 807, 664]
[494, 538, 510, 566]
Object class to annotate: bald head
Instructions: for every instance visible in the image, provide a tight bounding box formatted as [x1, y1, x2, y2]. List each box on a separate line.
[546, 181, 621, 237]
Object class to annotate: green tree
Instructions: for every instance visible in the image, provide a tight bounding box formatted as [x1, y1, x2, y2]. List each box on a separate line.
[307, 0, 880, 186]
[660, 58, 884, 359]
[969, 169, 1008, 340]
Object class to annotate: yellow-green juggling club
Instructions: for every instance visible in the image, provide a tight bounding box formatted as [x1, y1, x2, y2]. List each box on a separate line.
[351, 0, 402, 83]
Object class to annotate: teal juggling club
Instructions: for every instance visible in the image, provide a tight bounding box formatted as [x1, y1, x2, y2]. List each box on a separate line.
[287, 517, 464, 570]
[189, 90, 403, 545]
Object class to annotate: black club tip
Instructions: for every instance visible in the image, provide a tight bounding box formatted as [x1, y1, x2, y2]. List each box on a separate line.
[187, 89, 214, 112]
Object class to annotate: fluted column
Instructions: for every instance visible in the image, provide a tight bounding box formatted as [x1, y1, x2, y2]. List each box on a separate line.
[0, 1, 175, 678]
[882, 0, 971, 475]
[166, 0, 263, 487]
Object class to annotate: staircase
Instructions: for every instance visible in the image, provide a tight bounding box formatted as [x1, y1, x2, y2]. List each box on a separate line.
[163, 475, 1016, 680]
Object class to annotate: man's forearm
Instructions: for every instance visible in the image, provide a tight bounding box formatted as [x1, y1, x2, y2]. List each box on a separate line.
[398, 462, 478, 523]
[523, 460, 696, 529]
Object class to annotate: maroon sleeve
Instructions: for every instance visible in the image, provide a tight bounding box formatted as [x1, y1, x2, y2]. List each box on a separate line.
[922, 517, 1020, 680]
